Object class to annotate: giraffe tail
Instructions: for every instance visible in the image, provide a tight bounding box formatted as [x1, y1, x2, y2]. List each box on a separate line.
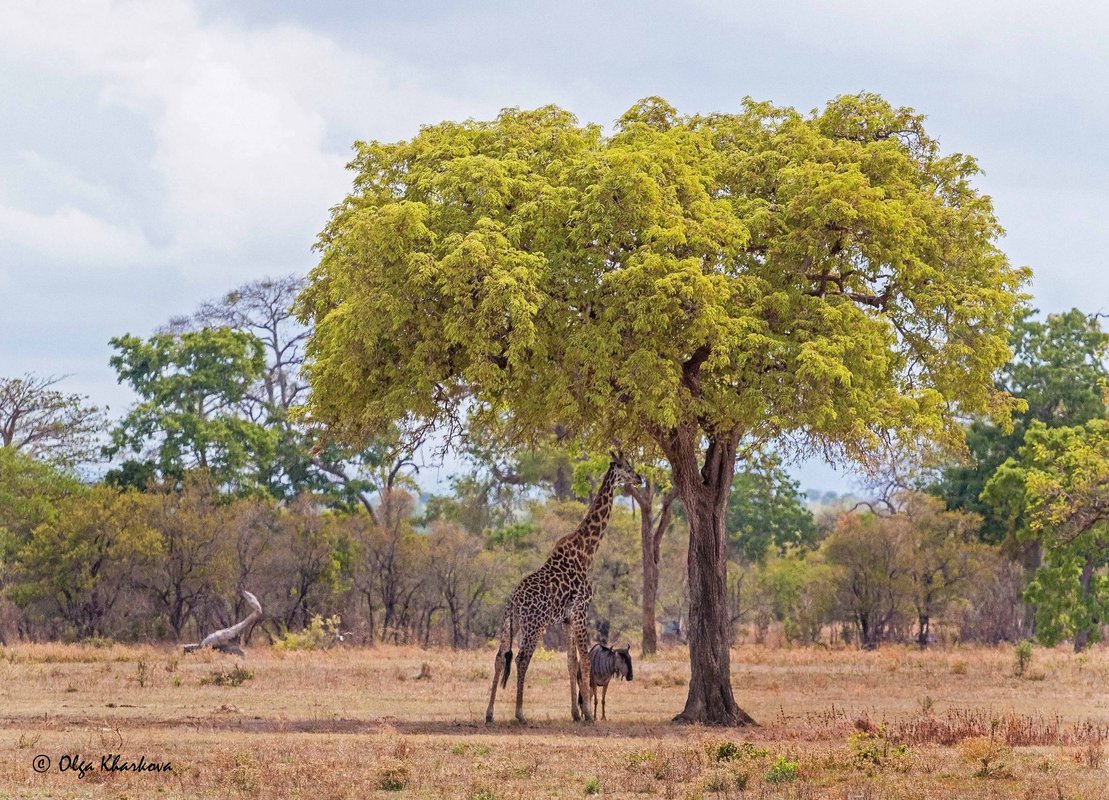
[500, 613, 515, 689]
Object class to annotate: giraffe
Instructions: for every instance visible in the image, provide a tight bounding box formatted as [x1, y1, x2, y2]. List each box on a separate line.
[486, 453, 642, 725]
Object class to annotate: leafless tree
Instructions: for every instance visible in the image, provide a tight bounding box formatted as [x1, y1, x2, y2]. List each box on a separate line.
[0, 374, 107, 466]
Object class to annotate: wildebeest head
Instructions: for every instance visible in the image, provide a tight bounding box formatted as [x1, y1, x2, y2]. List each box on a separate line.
[614, 646, 633, 681]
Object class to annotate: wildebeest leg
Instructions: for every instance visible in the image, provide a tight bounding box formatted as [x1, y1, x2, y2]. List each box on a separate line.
[566, 621, 582, 721]
[601, 682, 608, 720]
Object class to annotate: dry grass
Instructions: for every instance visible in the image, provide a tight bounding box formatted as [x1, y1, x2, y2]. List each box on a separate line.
[1, 641, 1107, 798]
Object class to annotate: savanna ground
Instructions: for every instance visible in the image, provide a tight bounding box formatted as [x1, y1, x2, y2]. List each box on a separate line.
[1, 642, 1107, 799]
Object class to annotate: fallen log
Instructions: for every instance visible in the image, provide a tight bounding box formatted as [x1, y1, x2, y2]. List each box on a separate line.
[183, 590, 262, 656]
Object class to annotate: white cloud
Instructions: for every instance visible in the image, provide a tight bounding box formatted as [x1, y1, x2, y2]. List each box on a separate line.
[1, 0, 468, 281]
[0, 203, 154, 266]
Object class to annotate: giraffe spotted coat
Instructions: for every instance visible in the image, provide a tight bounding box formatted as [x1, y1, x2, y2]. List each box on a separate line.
[485, 455, 641, 724]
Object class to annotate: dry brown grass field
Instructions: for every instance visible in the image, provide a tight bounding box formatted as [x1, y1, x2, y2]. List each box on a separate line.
[1, 641, 1107, 799]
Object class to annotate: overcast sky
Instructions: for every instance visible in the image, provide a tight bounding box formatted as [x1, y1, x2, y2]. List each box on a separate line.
[2, 1, 1107, 493]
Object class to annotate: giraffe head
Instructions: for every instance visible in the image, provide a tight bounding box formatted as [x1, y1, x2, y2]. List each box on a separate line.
[609, 451, 643, 488]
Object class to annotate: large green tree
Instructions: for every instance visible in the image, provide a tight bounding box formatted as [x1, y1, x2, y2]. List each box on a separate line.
[105, 327, 275, 492]
[298, 94, 1025, 724]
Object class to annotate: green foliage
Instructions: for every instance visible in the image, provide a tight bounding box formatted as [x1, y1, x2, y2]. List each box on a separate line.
[849, 728, 907, 771]
[273, 614, 343, 651]
[764, 755, 799, 783]
[983, 419, 1108, 648]
[583, 777, 601, 795]
[106, 327, 275, 492]
[1013, 640, 1034, 677]
[711, 741, 768, 762]
[9, 485, 160, 639]
[726, 454, 816, 563]
[0, 447, 84, 559]
[300, 93, 1025, 463]
[932, 309, 1107, 543]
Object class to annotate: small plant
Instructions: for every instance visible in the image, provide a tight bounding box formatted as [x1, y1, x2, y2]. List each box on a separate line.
[958, 736, 1011, 778]
[273, 614, 343, 651]
[584, 777, 601, 795]
[765, 755, 799, 784]
[711, 740, 768, 762]
[469, 787, 497, 800]
[1013, 640, 1034, 677]
[450, 742, 469, 755]
[376, 759, 410, 791]
[850, 728, 907, 771]
[1078, 742, 1105, 770]
[200, 664, 254, 687]
[951, 659, 968, 675]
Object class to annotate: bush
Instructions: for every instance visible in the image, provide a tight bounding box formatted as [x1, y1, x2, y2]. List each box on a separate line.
[1013, 640, 1033, 677]
[376, 759, 410, 791]
[765, 755, 799, 784]
[273, 614, 342, 651]
[958, 736, 1011, 778]
[200, 664, 254, 687]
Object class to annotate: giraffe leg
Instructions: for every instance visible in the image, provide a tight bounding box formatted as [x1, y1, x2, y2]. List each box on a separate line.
[565, 622, 582, 721]
[514, 632, 539, 725]
[486, 609, 513, 724]
[486, 647, 505, 724]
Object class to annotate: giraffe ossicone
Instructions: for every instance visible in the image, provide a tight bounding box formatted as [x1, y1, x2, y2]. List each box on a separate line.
[485, 454, 642, 724]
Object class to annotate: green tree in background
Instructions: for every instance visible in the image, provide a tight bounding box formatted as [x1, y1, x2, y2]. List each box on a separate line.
[984, 419, 1108, 651]
[10, 485, 160, 639]
[726, 454, 816, 563]
[297, 94, 1026, 724]
[932, 310, 1108, 544]
[105, 327, 275, 492]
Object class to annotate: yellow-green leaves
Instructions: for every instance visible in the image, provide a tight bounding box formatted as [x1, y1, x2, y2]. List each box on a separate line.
[300, 94, 1025, 462]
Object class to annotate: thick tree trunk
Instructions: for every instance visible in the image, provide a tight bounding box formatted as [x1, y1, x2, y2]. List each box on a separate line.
[660, 428, 756, 726]
[917, 613, 930, 647]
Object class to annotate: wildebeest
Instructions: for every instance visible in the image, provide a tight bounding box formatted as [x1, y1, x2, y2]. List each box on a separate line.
[583, 643, 633, 720]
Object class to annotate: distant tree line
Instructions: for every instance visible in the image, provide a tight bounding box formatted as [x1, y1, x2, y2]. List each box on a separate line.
[0, 276, 1103, 651]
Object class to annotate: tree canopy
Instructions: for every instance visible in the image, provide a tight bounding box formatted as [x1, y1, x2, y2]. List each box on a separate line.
[300, 94, 1025, 460]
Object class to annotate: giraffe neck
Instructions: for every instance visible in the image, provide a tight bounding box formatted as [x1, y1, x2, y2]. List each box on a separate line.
[572, 465, 618, 565]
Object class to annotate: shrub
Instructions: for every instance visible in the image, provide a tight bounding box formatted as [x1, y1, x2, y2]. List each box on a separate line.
[711, 740, 768, 762]
[200, 664, 254, 687]
[1013, 640, 1033, 677]
[849, 728, 907, 771]
[765, 755, 799, 784]
[958, 736, 1011, 778]
[584, 777, 601, 794]
[273, 614, 343, 651]
[376, 759, 410, 791]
